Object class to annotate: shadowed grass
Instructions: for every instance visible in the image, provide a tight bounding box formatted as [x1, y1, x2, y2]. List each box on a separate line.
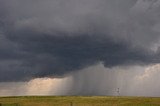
[0, 96, 160, 106]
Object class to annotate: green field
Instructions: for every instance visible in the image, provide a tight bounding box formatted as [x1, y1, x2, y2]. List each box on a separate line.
[0, 96, 160, 106]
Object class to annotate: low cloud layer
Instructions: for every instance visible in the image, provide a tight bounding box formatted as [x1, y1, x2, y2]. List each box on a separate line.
[1, 63, 160, 97]
[0, 0, 160, 84]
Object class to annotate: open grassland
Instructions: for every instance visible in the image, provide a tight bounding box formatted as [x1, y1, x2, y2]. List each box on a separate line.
[0, 96, 160, 106]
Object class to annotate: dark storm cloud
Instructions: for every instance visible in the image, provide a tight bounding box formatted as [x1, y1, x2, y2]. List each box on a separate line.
[0, 0, 160, 81]
[0, 30, 157, 82]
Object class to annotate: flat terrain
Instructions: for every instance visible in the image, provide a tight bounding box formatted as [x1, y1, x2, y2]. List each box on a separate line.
[0, 96, 160, 106]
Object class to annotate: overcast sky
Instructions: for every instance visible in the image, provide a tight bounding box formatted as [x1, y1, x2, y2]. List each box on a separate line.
[0, 0, 160, 96]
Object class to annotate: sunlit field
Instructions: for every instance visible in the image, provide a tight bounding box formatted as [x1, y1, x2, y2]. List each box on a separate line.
[0, 96, 160, 106]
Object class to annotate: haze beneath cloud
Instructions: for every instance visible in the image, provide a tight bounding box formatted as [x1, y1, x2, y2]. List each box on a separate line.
[0, 0, 160, 96]
[1, 63, 160, 97]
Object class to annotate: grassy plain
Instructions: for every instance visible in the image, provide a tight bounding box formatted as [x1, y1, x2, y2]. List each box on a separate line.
[0, 96, 160, 106]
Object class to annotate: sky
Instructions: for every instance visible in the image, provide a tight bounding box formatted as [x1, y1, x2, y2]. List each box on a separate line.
[0, 0, 160, 96]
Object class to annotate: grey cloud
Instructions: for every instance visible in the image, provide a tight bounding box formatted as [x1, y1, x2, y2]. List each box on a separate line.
[0, 0, 160, 81]
[3, 0, 159, 50]
[0, 30, 158, 82]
